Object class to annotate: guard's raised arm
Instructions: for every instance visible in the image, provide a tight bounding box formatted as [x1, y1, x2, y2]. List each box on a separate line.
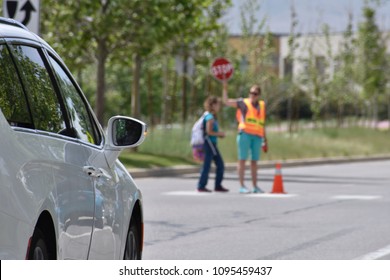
[222, 80, 237, 107]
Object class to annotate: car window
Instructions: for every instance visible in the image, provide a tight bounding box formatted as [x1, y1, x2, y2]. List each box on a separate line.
[48, 56, 101, 145]
[9, 44, 66, 133]
[0, 44, 32, 128]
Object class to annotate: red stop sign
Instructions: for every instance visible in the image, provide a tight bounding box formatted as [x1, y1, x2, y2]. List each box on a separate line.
[211, 57, 234, 81]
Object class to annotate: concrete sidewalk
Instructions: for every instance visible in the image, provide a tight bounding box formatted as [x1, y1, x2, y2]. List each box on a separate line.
[128, 154, 390, 178]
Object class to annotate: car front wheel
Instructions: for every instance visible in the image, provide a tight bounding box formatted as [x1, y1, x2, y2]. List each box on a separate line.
[28, 229, 49, 260]
[124, 223, 141, 260]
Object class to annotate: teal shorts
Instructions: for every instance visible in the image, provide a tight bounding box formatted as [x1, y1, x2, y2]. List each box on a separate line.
[237, 132, 263, 161]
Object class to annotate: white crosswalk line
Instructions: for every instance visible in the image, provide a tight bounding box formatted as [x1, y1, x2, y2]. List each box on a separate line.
[356, 244, 390, 260]
[333, 195, 382, 200]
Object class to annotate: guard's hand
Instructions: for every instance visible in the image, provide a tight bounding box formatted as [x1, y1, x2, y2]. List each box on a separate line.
[262, 139, 268, 153]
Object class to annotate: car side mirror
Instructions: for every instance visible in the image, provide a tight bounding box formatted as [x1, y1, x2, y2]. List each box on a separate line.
[106, 116, 147, 149]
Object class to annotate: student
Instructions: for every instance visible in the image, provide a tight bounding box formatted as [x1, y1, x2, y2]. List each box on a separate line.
[222, 80, 267, 194]
[197, 96, 229, 192]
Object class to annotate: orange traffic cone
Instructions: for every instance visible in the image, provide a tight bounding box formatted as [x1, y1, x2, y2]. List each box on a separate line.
[271, 163, 286, 194]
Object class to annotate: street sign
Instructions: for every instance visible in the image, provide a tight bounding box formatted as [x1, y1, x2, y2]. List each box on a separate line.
[211, 57, 234, 81]
[3, 0, 40, 35]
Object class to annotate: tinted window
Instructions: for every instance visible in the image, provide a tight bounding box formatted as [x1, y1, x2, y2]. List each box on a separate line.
[49, 56, 100, 145]
[9, 45, 66, 133]
[0, 44, 32, 127]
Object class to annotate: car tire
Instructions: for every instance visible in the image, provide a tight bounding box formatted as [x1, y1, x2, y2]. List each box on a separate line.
[124, 223, 141, 260]
[28, 229, 49, 260]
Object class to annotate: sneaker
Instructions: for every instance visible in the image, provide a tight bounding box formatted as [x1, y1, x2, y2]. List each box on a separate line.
[198, 188, 212, 193]
[239, 186, 250, 194]
[215, 186, 229, 192]
[253, 186, 264, 193]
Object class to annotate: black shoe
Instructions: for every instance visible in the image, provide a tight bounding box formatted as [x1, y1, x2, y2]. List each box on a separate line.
[198, 188, 212, 192]
[215, 186, 229, 192]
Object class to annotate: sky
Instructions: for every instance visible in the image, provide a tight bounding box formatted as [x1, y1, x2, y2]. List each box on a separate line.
[222, 0, 390, 35]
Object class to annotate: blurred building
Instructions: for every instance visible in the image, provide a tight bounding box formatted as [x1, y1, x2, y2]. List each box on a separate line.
[229, 31, 390, 81]
[279, 33, 347, 80]
[227, 33, 284, 76]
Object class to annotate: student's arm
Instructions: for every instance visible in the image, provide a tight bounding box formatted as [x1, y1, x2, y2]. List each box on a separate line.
[206, 119, 225, 138]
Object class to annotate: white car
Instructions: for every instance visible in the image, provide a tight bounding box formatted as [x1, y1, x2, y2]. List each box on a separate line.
[0, 18, 146, 259]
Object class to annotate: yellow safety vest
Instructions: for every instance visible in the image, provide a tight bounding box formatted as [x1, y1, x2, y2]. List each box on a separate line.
[236, 98, 266, 137]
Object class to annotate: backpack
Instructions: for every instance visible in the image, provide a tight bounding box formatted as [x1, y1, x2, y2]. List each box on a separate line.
[190, 111, 208, 161]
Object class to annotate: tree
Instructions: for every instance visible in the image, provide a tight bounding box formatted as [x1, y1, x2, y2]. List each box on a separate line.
[121, 0, 231, 125]
[42, 1, 139, 124]
[164, 0, 231, 123]
[330, 12, 358, 127]
[285, 0, 300, 132]
[356, 1, 387, 127]
[41, 0, 230, 125]
[238, 0, 267, 88]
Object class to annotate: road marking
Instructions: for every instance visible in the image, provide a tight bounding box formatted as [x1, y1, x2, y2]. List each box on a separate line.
[249, 193, 298, 198]
[333, 195, 382, 200]
[163, 191, 298, 197]
[356, 244, 390, 260]
[163, 191, 216, 196]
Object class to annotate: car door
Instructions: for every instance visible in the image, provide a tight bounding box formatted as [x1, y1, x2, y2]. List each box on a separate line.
[47, 54, 122, 259]
[7, 42, 96, 259]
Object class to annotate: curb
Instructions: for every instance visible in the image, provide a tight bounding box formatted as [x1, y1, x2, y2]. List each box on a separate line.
[128, 154, 390, 178]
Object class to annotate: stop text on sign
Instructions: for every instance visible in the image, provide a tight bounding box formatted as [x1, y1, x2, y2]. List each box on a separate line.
[211, 57, 233, 81]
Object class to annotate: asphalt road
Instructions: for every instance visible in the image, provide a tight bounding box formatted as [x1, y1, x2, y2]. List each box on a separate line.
[136, 160, 390, 260]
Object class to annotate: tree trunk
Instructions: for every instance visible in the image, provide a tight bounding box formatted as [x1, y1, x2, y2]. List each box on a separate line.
[190, 78, 196, 117]
[131, 53, 142, 120]
[205, 73, 211, 96]
[162, 55, 169, 126]
[182, 54, 188, 123]
[95, 38, 108, 126]
[147, 70, 153, 126]
[373, 92, 379, 129]
[171, 71, 178, 124]
[337, 101, 344, 128]
[287, 91, 293, 134]
[388, 93, 390, 132]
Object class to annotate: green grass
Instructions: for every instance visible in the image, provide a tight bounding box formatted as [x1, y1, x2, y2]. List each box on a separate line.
[119, 152, 196, 169]
[120, 124, 390, 169]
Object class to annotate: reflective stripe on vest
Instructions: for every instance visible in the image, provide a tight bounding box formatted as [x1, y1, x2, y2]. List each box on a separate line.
[236, 99, 265, 137]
